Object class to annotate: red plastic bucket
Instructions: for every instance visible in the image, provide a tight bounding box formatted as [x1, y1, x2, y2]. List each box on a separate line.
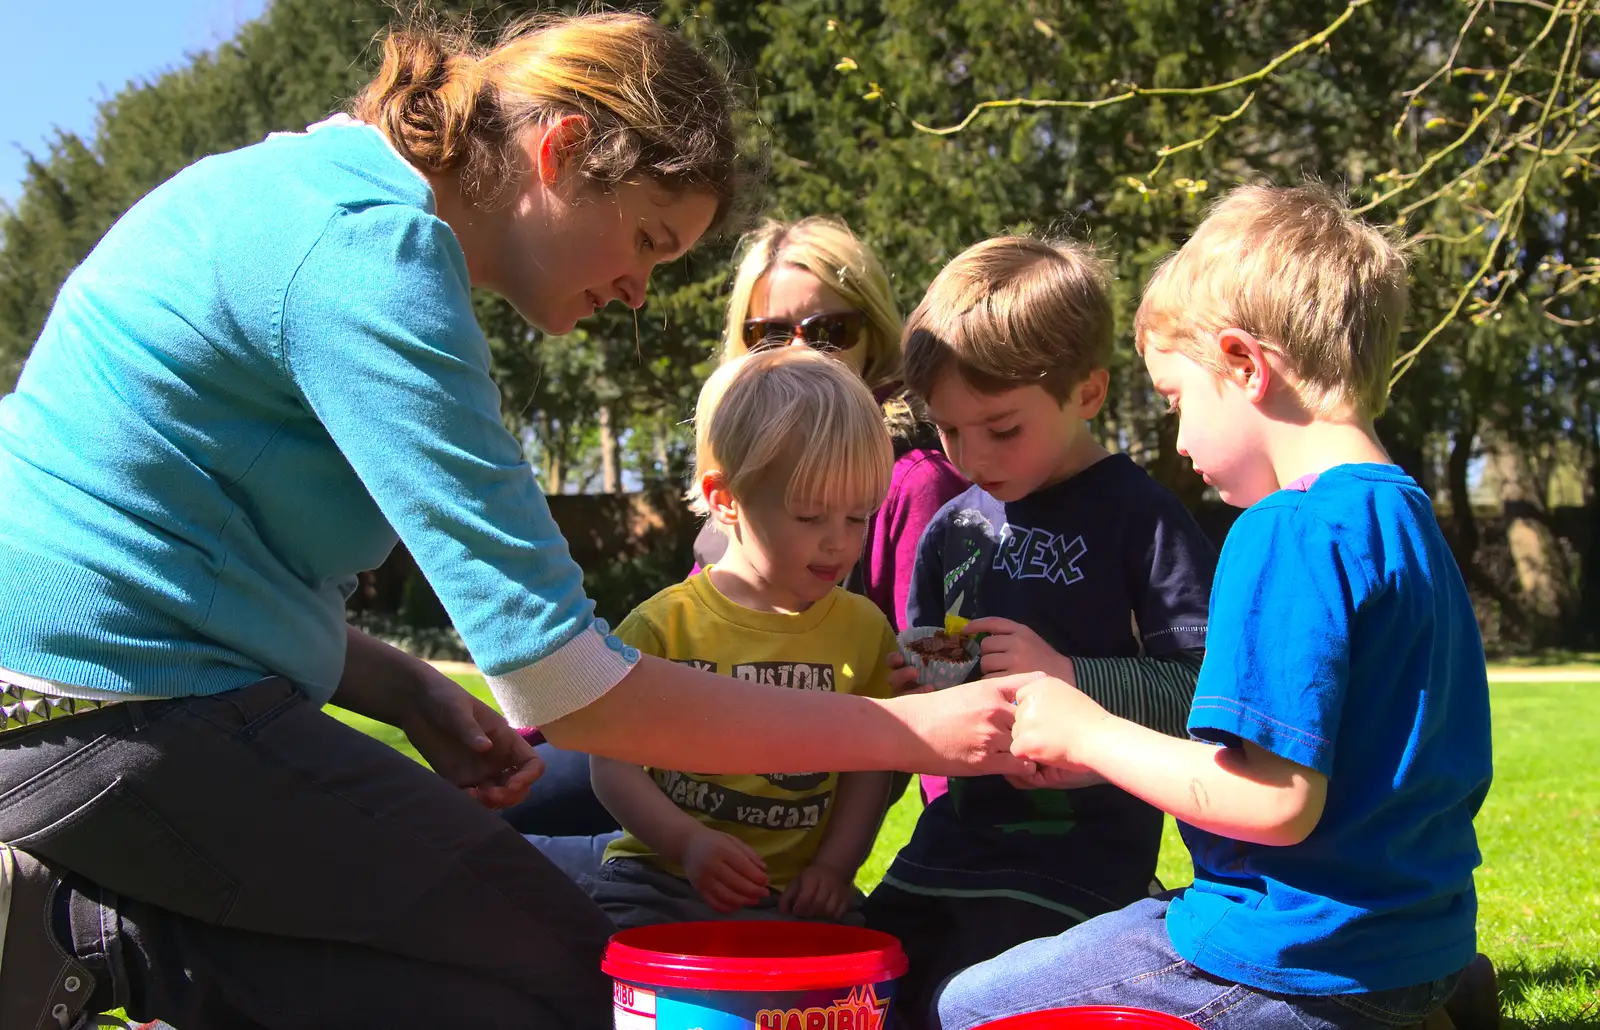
[603, 920, 908, 1029]
[977, 1007, 1194, 1028]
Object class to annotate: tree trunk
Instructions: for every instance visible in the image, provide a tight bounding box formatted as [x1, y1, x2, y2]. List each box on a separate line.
[599, 403, 621, 494]
[1377, 421, 1429, 495]
[1491, 433, 1576, 647]
[1582, 446, 1600, 647]
[1447, 417, 1479, 567]
[535, 413, 569, 495]
[539, 415, 564, 495]
[1147, 412, 1208, 510]
[653, 427, 671, 485]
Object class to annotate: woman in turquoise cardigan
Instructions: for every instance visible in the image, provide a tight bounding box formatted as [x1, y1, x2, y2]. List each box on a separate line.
[0, 13, 1029, 1030]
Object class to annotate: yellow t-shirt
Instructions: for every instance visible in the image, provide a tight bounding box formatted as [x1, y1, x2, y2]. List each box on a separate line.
[603, 569, 899, 889]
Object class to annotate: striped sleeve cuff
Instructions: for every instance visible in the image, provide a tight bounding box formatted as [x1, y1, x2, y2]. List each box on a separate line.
[1073, 651, 1202, 739]
[485, 619, 639, 729]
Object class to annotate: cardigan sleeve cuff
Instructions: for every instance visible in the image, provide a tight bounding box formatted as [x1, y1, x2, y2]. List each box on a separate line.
[485, 618, 639, 729]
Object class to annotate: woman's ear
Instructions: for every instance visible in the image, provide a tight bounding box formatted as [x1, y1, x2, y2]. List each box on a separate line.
[1215, 328, 1272, 404]
[531, 114, 589, 188]
[701, 471, 740, 528]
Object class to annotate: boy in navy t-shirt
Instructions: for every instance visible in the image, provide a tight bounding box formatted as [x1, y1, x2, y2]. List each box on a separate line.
[936, 185, 1494, 1030]
[863, 236, 1218, 1027]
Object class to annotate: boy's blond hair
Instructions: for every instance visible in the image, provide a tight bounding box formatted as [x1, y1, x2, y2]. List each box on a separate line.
[720, 217, 904, 391]
[903, 236, 1113, 403]
[1135, 182, 1409, 418]
[690, 347, 893, 517]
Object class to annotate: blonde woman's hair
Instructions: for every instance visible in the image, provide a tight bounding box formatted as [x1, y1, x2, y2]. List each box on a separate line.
[352, 10, 746, 224]
[719, 217, 904, 391]
[1135, 182, 1409, 418]
[690, 347, 894, 518]
[903, 236, 1113, 403]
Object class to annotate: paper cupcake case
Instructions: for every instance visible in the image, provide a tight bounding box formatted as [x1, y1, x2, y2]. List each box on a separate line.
[896, 626, 981, 689]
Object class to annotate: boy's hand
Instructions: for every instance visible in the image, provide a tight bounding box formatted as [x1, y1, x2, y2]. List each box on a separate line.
[779, 862, 856, 920]
[965, 617, 1075, 682]
[1005, 764, 1106, 791]
[683, 828, 771, 913]
[1001, 674, 1113, 770]
[885, 651, 929, 696]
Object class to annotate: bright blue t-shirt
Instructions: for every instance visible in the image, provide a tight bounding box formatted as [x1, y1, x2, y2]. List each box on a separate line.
[0, 118, 634, 724]
[1166, 463, 1492, 994]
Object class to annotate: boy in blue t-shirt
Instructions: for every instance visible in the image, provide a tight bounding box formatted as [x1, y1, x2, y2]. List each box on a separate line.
[864, 236, 1218, 1028]
[934, 184, 1495, 1030]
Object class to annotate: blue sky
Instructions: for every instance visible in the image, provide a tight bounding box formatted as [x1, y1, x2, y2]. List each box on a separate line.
[1, 0, 271, 206]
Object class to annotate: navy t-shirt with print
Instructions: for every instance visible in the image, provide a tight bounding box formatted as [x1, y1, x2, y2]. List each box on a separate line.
[886, 454, 1217, 918]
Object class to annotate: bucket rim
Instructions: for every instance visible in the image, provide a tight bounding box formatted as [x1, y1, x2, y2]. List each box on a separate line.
[602, 920, 909, 991]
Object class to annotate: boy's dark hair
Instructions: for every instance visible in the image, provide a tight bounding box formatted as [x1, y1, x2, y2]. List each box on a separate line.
[903, 236, 1114, 403]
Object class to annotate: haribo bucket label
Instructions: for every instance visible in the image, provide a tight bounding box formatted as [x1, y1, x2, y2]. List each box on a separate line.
[603, 922, 907, 1030]
[613, 981, 657, 1029]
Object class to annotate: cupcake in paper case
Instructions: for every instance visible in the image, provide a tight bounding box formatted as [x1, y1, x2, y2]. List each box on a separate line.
[896, 626, 981, 689]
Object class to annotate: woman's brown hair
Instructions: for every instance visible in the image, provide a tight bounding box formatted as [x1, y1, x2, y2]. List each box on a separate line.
[353, 10, 747, 226]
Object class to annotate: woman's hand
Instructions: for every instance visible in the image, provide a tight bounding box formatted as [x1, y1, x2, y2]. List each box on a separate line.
[883, 679, 1034, 778]
[336, 627, 542, 808]
[400, 669, 545, 809]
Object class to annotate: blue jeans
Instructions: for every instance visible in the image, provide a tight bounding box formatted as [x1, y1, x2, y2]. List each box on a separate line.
[500, 744, 622, 836]
[934, 896, 1462, 1030]
[864, 882, 1084, 1030]
[525, 829, 623, 884]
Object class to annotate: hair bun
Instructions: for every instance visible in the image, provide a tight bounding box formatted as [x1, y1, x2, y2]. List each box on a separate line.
[356, 28, 488, 177]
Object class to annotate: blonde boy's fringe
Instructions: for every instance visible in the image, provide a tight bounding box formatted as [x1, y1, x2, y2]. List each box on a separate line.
[688, 348, 893, 521]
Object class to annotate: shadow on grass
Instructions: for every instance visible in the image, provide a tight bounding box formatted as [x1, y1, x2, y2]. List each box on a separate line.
[1499, 957, 1599, 1029]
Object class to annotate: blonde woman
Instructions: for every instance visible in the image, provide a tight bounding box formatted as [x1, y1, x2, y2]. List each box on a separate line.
[0, 15, 1027, 1030]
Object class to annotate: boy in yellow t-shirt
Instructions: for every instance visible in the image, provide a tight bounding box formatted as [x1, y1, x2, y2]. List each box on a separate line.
[590, 347, 899, 929]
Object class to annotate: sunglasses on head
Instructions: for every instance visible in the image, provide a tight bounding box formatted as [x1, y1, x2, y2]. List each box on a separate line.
[742, 311, 865, 353]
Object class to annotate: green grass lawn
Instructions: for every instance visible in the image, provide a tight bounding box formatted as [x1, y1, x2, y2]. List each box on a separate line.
[328, 677, 1598, 1029]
